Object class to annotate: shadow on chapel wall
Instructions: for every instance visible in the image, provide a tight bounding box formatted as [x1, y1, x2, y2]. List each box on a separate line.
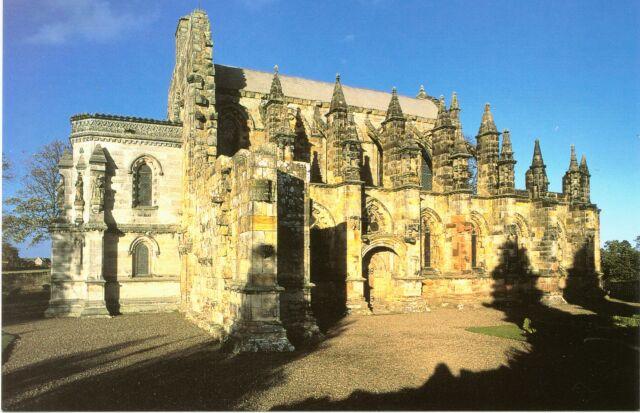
[101, 148, 122, 315]
[214, 65, 251, 157]
[310, 222, 347, 331]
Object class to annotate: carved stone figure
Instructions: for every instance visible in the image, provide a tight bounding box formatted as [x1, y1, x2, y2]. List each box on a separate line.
[92, 175, 105, 210]
[56, 175, 65, 211]
[74, 173, 84, 205]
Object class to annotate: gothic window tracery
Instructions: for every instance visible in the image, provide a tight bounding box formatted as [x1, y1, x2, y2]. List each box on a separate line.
[421, 208, 443, 271]
[130, 155, 162, 209]
[134, 163, 152, 207]
[129, 236, 160, 277]
[421, 148, 432, 191]
[424, 224, 432, 268]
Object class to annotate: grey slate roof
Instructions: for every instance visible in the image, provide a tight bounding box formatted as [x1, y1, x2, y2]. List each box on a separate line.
[215, 64, 439, 119]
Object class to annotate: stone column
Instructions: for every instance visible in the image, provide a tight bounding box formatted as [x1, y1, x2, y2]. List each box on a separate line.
[394, 186, 427, 312]
[80, 147, 110, 317]
[46, 225, 85, 317]
[343, 182, 369, 313]
[81, 223, 110, 316]
[276, 162, 321, 344]
[228, 146, 293, 352]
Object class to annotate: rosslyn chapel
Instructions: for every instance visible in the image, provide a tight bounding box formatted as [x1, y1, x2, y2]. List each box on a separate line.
[47, 10, 602, 351]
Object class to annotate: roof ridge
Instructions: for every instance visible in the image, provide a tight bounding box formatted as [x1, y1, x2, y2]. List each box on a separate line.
[214, 63, 435, 102]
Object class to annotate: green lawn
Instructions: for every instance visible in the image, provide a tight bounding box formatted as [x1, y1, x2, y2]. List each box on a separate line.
[611, 314, 640, 328]
[465, 324, 527, 342]
[3, 331, 16, 352]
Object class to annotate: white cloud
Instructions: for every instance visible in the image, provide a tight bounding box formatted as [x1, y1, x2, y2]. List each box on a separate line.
[343, 34, 355, 42]
[25, 0, 157, 45]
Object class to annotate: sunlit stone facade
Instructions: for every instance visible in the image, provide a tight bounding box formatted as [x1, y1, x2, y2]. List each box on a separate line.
[47, 10, 601, 351]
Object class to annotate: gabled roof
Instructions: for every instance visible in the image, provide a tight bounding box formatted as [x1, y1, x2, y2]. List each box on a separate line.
[215, 64, 439, 119]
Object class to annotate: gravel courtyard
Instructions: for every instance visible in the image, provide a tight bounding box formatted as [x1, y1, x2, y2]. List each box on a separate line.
[2, 301, 638, 410]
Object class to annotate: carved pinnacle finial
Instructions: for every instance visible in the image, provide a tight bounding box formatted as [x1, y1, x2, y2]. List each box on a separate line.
[532, 139, 544, 167]
[478, 102, 497, 135]
[500, 129, 514, 161]
[328, 73, 347, 115]
[416, 84, 428, 99]
[268, 65, 284, 101]
[450, 92, 459, 110]
[384, 86, 404, 123]
[569, 144, 579, 171]
[580, 154, 589, 174]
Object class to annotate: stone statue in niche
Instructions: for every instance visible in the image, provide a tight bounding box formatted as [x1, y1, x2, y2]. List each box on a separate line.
[91, 175, 105, 210]
[367, 205, 380, 233]
[404, 221, 420, 244]
[56, 175, 65, 212]
[74, 173, 84, 205]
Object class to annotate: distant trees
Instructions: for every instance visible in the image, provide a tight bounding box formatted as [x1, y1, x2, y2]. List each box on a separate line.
[2, 154, 14, 181]
[2, 241, 22, 270]
[601, 238, 640, 281]
[3, 140, 71, 246]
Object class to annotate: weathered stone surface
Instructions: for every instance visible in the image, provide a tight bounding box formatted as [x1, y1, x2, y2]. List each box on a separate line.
[48, 9, 602, 352]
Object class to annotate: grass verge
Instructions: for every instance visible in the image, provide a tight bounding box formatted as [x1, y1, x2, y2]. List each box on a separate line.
[465, 324, 527, 342]
[3, 331, 16, 352]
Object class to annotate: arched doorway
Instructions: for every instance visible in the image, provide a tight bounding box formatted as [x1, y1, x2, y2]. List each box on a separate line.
[362, 246, 398, 310]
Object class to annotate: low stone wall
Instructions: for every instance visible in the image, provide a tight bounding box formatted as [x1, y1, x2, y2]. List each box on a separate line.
[105, 277, 180, 314]
[421, 274, 566, 306]
[603, 280, 640, 302]
[2, 269, 51, 294]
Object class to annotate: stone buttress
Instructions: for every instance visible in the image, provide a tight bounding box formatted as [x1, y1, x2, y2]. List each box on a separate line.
[47, 8, 604, 351]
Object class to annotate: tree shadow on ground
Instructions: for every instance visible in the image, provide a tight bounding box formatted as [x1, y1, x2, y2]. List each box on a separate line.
[275, 241, 640, 410]
[2, 318, 354, 411]
[2, 290, 50, 327]
[3, 243, 638, 410]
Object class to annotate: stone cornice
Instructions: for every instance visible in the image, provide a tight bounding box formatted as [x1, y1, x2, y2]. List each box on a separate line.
[71, 113, 182, 126]
[70, 114, 183, 146]
[70, 136, 182, 148]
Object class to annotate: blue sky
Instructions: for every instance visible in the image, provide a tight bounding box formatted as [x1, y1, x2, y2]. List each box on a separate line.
[3, 0, 639, 257]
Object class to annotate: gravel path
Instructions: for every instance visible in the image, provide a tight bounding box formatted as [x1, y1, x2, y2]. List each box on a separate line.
[2, 303, 638, 410]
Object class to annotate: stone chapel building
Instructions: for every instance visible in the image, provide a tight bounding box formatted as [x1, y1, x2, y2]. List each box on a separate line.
[47, 10, 601, 351]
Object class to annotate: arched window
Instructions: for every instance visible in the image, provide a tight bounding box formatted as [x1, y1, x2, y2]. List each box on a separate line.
[134, 163, 152, 207]
[133, 243, 150, 276]
[421, 149, 432, 190]
[471, 229, 478, 268]
[424, 225, 432, 268]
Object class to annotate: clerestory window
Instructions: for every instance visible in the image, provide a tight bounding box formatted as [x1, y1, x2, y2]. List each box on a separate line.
[421, 149, 432, 190]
